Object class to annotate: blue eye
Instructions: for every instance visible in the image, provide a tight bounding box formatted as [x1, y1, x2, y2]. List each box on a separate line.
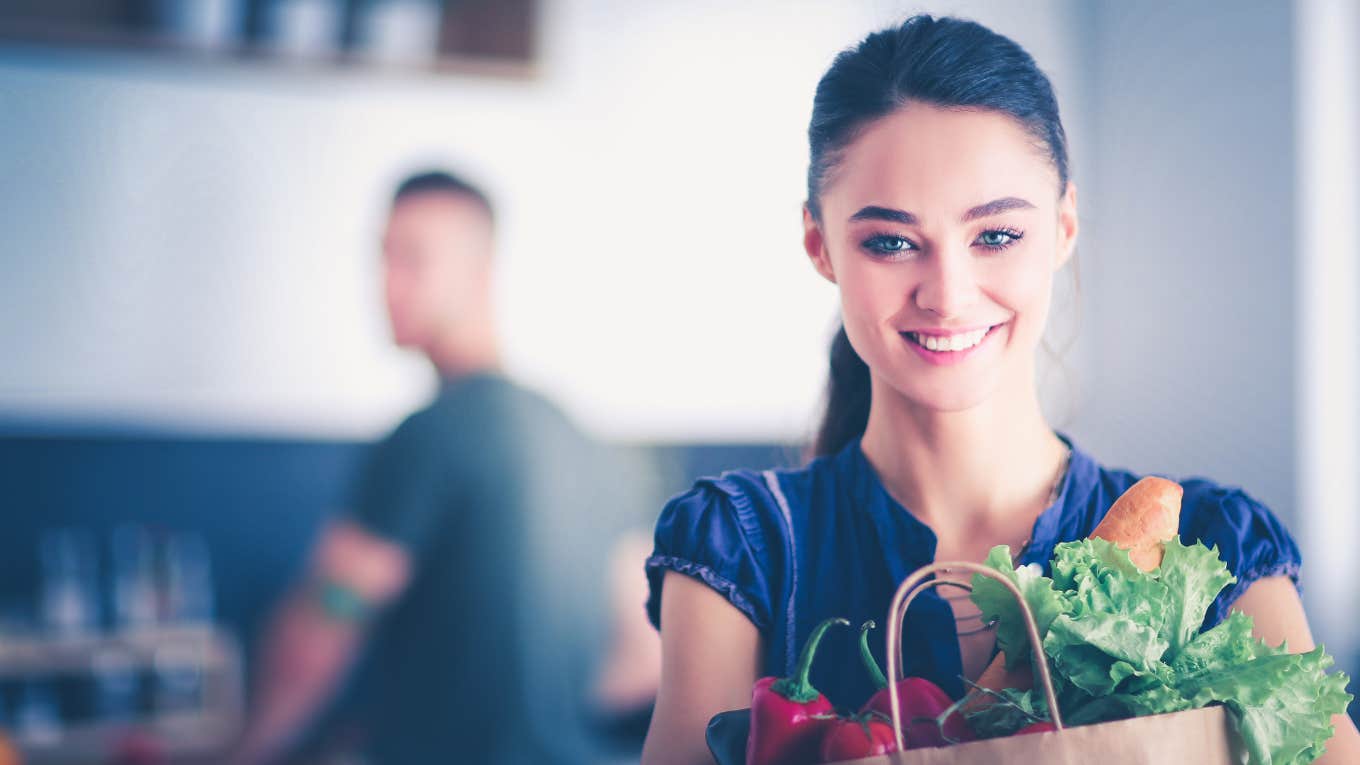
[976, 228, 1024, 251]
[861, 234, 915, 257]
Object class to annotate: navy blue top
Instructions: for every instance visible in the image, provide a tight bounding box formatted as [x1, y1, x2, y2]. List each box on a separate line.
[644, 434, 1302, 710]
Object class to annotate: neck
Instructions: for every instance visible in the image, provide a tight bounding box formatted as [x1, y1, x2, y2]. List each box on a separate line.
[425, 314, 501, 381]
[859, 373, 1066, 542]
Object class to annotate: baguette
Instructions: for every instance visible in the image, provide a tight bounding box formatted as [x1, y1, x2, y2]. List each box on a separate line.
[1088, 476, 1183, 571]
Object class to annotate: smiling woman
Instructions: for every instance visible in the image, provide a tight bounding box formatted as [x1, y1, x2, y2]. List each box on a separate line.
[639, 13, 1359, 765]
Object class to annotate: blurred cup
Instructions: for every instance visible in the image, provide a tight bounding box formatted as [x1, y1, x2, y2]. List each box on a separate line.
[152, 644, 205, 715]
[92, 648, 141, 722]
[261, 0, 345, 59]
[354, 0, 442, 65]
[14, 680, 61, 747]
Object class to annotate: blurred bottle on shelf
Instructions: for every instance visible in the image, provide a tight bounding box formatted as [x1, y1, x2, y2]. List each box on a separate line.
[354, 0, 442, 65]
[162, 532, 215, 625]
[157, 532, 215, 716]
[152, 0, 245, 50]
[38, 529, 99, 638]
[261, 0, 345, 59]
[111, 525, 158, 632]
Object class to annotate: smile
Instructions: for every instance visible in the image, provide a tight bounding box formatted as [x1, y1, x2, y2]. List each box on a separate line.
[903, 327, 992, 352]
[900, 323, 1005, 365]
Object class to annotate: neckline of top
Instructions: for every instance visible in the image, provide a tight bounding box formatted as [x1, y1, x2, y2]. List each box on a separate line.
[834, 431, 1097, 570]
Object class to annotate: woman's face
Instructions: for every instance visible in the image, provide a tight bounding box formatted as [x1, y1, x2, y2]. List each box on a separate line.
[804, 103, 1078, 413]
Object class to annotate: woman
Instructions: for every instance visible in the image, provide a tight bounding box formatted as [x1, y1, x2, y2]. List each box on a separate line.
[640, 14, 1360, 765]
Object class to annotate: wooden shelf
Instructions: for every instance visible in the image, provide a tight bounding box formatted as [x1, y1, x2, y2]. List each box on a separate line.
[0, 626, 243, 765]
[0, 0, 538, 80]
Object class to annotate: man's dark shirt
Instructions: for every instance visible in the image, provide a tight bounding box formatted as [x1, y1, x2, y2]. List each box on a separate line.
[349, 372, 632, 764]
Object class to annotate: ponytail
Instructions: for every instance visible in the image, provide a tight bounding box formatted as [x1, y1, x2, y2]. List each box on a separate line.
[812, 325, 871, 457]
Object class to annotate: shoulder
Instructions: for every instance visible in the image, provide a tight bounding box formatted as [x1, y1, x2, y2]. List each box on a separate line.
[659, 454, 839, 551]
[1174, 476, 1301, 627]
[405, 375, 583, 455]
[1173, 476, 1301, 580]
[423, 374, 534, 426]
[367, 401, 451, 474]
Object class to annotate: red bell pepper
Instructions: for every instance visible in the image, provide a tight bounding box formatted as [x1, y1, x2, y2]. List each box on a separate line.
[746, 617, 849, 765]
[818, 711, 898, 761]
[856, 621, 975, 748]
[1015, 721, 1056, 736]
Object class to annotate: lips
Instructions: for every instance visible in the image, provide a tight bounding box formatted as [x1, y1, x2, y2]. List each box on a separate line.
[898, 322, 1006, 366]
[901, 324, 1001, 352]
[902, 327, 991, 352]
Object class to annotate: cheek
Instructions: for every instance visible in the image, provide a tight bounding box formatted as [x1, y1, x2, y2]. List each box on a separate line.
[986, 255, 1055, 332]
[833, 258, 910, 321]
[384, 269, 410, 304]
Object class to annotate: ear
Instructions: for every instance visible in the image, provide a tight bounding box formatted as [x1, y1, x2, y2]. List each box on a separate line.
[1055, 181, 1079, 270]
[803, 206, 837, 284]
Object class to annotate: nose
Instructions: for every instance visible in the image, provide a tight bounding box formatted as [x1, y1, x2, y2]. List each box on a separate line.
[913, 247, 981, 319]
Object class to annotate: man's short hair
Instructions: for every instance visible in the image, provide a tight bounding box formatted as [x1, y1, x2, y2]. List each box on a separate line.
[392, 170, 494, 223]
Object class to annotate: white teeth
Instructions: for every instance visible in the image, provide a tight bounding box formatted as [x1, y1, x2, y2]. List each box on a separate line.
[910, 327, 991, 352]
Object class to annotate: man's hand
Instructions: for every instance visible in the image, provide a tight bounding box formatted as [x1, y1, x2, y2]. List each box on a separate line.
[229, 520, 412, 765]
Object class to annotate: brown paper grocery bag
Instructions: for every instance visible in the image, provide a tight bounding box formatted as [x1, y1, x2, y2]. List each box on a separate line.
[827, 705, 1242, 764]
[828, 561, 1245, 764]
[706, 562, 1246, 764]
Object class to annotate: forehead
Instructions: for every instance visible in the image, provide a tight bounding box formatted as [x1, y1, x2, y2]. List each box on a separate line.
[386, 192, 489, 235]
[822, 103, 1057, 221]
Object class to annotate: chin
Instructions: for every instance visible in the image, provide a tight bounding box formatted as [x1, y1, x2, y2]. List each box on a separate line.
[876, 362, 1002, 412]
[389, 327, 425, 349]
[903, 386, 995, 413]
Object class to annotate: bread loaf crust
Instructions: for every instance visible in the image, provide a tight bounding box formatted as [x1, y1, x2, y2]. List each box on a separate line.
[1089, 476, 1183, 571]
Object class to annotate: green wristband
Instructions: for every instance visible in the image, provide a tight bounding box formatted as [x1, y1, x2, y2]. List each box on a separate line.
[316, 580, 373, 623]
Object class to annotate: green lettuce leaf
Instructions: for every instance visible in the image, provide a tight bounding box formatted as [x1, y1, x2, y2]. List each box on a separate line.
[1156, 539, 1238, 656]
[970, 545, 1071, 670]
[962, 540, 1352, 764]
[1178, 647, 1351, 765]
[1171, 610, 1262, 677]
[1052, 539, 1172, 642]
[1043, 619, 1166, 696]
[961, 686, 1048, 739]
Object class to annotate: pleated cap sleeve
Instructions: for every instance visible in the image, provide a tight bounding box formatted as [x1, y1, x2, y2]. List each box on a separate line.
[645, 474, 783, 633]
[1179, 480, 1303, 628]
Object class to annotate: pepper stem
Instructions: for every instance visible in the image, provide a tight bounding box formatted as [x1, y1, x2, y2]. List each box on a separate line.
[858, 620, 888, 690]
[771, 617, 849, 703]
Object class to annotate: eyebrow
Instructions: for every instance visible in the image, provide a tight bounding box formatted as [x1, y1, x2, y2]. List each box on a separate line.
[848, 196, 1037, 225]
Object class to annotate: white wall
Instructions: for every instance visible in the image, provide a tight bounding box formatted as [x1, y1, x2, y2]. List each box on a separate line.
[1066, 0, 1360, 674]
[1294, 0, 1360, 671]
[1067, 0, 1299, 520]
[0, 0, 1083, 443]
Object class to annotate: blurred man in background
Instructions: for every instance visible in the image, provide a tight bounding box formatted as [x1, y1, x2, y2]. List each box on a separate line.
[233, 171, 657, 764]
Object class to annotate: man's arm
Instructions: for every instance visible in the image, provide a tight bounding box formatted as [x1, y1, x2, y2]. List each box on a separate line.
[231, 521, 411, 765]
